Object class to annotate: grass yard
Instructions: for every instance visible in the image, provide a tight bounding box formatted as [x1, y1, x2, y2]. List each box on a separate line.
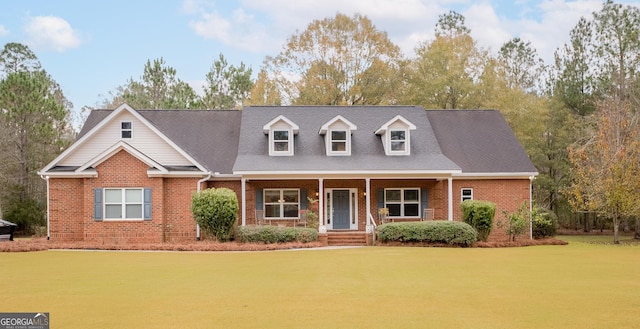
[1, 240, 639, 329]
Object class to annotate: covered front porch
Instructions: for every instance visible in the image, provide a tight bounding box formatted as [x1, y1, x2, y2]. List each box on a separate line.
[238, 174, 457, 234]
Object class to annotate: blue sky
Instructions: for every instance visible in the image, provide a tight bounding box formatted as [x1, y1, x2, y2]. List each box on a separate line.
[1, 0, 638, 124]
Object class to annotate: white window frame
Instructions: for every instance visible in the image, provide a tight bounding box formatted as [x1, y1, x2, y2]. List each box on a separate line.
[328, 129, 349, 155]
[461, 188, 473, 202]
[264, 115, 298, 156]
[384, 188, 420, 218]
[270, 129, 293, 156]
[389, 129, 408, 154]
[375, 115, 415, 156]
[104, 188, 143, 221]
[263, 189, 300, 219]
[121, 121, 132, 139]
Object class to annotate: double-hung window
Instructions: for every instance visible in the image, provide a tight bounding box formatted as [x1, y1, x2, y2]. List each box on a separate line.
[385, 188, 420, 217]
[461, 188, 473, 202]
[330, 130, 347, 152]
[121, 122, 132, 139]
[390, 129, 406, 152]
[104, 188, 143, 220]
[272, 130, 290, 153]
[264, 189, 299, 219]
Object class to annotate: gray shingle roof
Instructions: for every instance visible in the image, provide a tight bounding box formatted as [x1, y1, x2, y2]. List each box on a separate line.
[80, 109, 242, 174]
[425, 109, 537, 174]
[75, 106, 537, 177]
[233, 106, 461, 173]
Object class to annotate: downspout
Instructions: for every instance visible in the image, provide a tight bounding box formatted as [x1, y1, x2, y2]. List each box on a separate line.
[447, 176, 453, 221]
[529, 175, 534, 240]
[41, 175, 50, 240]
[196, 173, 212, 241]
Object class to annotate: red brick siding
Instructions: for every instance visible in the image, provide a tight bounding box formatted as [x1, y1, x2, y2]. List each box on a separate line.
[48, 150, 203, 244]
[48, 178, 84, 241]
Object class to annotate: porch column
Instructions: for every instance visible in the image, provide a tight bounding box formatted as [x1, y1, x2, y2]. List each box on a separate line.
[318, 178, 326, 233]
[365, 178, 373, 233]
[448, 177, 453, 221]
[241, 178, 246, 226]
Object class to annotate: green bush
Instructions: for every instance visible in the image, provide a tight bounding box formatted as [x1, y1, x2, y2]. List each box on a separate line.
[236, 226, 318, 244]
[499, 202, 529, 242]
[460, 200, 496, 242]
[2, 194, 45, 235]
[377, 221, 477, 247]
[191, 188, 238, 242]
[532, 206, 558, 239]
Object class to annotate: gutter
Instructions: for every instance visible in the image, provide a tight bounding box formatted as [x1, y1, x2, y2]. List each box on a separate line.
[195, 173, 213, 241]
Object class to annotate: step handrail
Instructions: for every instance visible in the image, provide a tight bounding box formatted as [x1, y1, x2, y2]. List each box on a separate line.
[368, 213, 377, 245]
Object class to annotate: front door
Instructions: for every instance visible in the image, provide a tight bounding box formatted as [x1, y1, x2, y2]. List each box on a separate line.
[332, 190, 350, 229]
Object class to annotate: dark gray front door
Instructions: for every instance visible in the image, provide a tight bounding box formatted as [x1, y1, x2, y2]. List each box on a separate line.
[332, 190, 350, 229]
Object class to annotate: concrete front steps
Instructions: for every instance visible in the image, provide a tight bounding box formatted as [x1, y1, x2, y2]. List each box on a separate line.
[327, 231, 368, 246]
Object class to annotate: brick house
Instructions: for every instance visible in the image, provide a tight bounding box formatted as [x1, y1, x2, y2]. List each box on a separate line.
[39, 104, 537, 244]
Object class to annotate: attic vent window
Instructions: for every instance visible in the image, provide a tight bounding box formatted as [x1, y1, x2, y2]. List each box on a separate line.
[273, 130, 290, 152]
[121, 122, 132, 139]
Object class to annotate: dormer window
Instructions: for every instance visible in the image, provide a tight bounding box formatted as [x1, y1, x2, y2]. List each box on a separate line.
[273, 130, 290, 152]
[390, 129, 406, 151]
[375, 115, 416, 156]
[121, 122, 132, 139]
[319, 115, 357, 156]
[263, 115, 299, 156]
[331, 131, 347, 152]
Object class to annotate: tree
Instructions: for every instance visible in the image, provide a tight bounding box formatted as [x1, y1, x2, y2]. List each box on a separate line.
[592, 0, 640, 102]
[202, 53, 253, 110]
[566, 96, 640, 244]
[264, 12, 404, 105]
[110, 58, 201, 109]
[248, 69, 282, 106]
[0, 70, 70, 232]
[0, 42, 42, 77]
[498, 37, 545, 93]
[405, 11, 488, 109]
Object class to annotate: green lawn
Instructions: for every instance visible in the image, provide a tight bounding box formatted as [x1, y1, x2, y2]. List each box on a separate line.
[1, 241, 639, 329]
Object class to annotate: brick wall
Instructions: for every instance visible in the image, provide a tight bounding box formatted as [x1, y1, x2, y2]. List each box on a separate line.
[48, 178, 84, 241]
[48, 150, 202, 244]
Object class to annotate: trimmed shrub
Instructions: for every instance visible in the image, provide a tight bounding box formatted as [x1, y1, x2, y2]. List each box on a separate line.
[377, 221, 477, 247]
[460, 200, 496, 242]
[532, 206, 558, 239]
[236, 226, 318, 244]
[191, 188, 238, 242]
[499, 202, 529, 242]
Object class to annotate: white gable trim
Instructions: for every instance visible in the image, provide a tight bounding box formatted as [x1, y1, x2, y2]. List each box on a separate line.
[262, 115, 299, 134]
[40, 104, 207, 174]
[374, 115, 417, 135]
[76, 140, 167, 174]
[318, 115, 357, 135]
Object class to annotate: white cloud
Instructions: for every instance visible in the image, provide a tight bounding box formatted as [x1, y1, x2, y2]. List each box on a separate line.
[24, 16, 82, 52]
[0, 25, 9, 37]
[186, 1, 272, 52]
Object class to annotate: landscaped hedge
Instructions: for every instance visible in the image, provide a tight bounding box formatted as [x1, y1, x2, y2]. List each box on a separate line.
[532, 207, 558, 239]
[460, 200, 496, 242]
[377, 221, 477, 247]
[236, 226, 318, 244]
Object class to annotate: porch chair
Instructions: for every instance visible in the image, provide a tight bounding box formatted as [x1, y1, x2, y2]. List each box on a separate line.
[296, 210, 308, 227]
[422, 208, 434, 221]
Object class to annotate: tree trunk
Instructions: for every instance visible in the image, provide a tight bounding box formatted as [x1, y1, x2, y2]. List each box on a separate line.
[583, 212, 590, 232]
[635, 217, 640, 240]
[623, 218, 630, 233]
[613, 217, 620, 244]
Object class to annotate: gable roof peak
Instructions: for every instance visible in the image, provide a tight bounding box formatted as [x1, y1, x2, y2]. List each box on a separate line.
[262, 115, 300, 134]
[374, 115, 417, 135]
[319, 115, 357, 135]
